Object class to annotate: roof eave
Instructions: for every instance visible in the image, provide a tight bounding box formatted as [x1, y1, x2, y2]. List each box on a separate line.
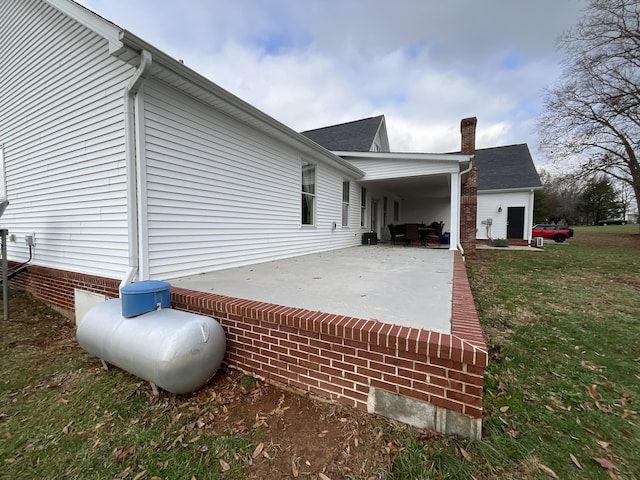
[334, 151, 472, 163]
[479, 186, 543, 193]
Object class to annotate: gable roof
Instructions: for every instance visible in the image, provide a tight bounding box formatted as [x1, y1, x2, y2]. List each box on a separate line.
[475, 144, 542, 191]
[301, 115, 386, 152]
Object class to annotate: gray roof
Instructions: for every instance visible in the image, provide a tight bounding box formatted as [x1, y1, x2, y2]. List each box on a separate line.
[301, 115, 384, 151]
[475, 144, 542, 191]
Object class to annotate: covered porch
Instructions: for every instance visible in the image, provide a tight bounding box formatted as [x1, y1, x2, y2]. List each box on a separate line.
[337, 151, 473, 249]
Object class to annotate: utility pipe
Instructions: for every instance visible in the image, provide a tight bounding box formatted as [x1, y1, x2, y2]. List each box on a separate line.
[120, 50, 152, 293]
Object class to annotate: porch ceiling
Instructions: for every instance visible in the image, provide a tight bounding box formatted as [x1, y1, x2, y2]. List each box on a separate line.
[364, 173, 451, 199]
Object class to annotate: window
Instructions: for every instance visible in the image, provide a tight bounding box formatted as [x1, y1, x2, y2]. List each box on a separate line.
[301, 161, 315, 225]
[342, 181, 350, 226]
[360, 187, 367, 227]
[393, 201, 400, 222]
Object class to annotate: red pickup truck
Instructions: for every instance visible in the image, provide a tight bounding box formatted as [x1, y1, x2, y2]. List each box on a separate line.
[531, 224, 574, 243]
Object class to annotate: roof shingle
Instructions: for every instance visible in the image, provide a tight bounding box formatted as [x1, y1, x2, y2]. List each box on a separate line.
[475, 144, 542, 191]
[301, 115, 384, 151]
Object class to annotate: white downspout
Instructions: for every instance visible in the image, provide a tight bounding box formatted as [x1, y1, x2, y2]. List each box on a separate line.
[456, 159, 474, 259]
[120, 50, 152, 293]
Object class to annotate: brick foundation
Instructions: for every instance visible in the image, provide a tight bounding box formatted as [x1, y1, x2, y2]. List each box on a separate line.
[9, 252, 487, 438]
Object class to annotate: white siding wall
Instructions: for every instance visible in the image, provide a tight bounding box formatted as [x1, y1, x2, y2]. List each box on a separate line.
[142, 81, 363, 279]
[477, 191, 533, 240]
[0, 0, 133, 277]
[403, 198, 451, 232]
[347, 158, 455, 181]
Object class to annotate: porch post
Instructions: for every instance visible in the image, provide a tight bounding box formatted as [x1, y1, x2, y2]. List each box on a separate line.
[449, 172, 460, 250]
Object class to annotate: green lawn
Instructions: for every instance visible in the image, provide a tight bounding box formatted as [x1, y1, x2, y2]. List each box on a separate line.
[1, 226, 639, 479]
[390, 225, 640, 479]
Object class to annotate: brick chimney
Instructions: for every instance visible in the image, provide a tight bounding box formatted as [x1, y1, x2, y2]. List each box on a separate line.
[460, 117, 477, 254]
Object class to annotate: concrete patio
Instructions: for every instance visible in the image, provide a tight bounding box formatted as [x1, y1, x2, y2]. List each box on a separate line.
[171, 244, 454, 334]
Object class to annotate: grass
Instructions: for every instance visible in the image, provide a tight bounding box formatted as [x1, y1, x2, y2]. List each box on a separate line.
[1, 224, 639, 479]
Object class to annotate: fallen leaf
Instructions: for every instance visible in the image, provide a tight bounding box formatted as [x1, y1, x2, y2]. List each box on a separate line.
[538, 463, 559, 478]
[596, 440, 610, 450]
[219, 459, 230, 472]
[62, 420, 73, 434]
[318, 473, 331, 480]
[291, 457, 299, 478]
[499, 406, 510, 413]
[594, 457, 616, 471]
[113, 445, 135, 463]
[252, 442, 264, 459]
[460, 447, 472, 462]
[132, 471, 147, 480]
[570, 453, 583, 469]
[586, 384, 600, 400]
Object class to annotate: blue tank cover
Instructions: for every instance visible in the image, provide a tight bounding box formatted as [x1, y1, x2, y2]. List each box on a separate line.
[121, 280, 171, 317]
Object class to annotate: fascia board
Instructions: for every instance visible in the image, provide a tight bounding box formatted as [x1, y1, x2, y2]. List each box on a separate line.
[46, 0, 123, 53]
[479, 186, 543, 194]
[335, 151, 471, 163]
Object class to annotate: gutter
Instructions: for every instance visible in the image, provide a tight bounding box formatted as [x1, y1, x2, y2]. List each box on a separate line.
[120, 50, 152, 292]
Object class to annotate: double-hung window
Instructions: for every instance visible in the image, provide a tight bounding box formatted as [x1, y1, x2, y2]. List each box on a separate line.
[360, 187, 367, 227]
[301, 161, 316, 225]
[342, 181, 350, 226]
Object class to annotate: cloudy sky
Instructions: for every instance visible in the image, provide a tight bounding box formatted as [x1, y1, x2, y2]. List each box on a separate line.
[77, 0, 586, 166]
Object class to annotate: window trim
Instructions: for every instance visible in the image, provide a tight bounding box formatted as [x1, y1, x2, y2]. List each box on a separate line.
[360, 187, 367, 227]
[342, 180, 350, 227]
[301, 160, 316, 226]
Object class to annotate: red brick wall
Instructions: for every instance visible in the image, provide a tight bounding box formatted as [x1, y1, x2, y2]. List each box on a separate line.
[460, 117, 478, 255]
[10, 252, 487, 420]
[9, 264, 120, 313]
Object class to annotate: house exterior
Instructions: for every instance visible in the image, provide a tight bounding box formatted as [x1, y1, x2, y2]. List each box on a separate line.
[475, 144, 542, 243]
[0, 0, 488, 438]
[302, 116, 478, 249]
[304, 120, 541, 246]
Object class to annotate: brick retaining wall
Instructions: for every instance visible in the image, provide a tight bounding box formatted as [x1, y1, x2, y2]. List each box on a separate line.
[9, 251, 487, 438]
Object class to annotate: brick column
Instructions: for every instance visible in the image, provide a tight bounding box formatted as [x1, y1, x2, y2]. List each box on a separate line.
[460, 117, 477, 255]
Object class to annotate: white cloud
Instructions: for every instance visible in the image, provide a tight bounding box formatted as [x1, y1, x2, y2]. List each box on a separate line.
[77, 0, 585, 163]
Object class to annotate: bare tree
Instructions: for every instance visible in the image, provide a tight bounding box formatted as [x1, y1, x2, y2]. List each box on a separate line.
[538, 0, 640, 224]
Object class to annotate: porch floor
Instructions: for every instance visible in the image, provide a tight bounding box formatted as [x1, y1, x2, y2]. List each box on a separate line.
[170, 244, 454, 333]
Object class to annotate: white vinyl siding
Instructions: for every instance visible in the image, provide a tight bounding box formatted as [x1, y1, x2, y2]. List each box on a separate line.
[346, 158, 457, 181]
[477, 191, 533, 240]
[143, 81, 363, 279]
[0, 0, 132, 277]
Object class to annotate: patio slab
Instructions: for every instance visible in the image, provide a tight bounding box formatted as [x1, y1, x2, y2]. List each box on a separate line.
[171, 245, 454, 334]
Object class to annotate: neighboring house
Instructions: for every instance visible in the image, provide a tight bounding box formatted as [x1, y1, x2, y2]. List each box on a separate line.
[475, 144, 542, 243]
[0, 0, 487, 439]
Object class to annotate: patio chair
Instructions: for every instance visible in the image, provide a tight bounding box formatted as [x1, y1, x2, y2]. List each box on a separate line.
[405, 223, 419, 246]
[388, 224, 406, 245]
